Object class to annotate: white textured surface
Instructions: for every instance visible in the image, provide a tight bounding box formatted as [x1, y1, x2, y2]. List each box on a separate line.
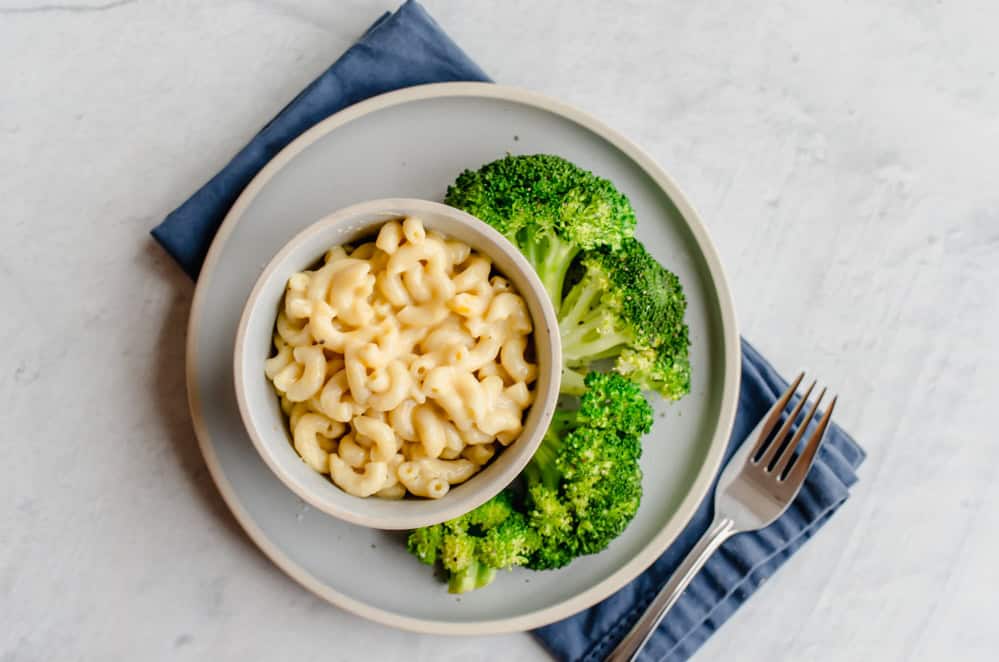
[2, 1, 997, 660]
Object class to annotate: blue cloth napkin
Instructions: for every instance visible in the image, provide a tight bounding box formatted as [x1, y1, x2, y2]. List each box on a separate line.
[151, 3, 865, 660]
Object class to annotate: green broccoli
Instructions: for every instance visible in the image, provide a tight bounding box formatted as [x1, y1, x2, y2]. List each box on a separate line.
[442, 529, 494, 594]
[573, 369, 657, 438]
[559, 238, 690, 399]
[466, 490, 514, 530]
[477, 512, 539, 569]
[445, 155, 690, 400]
[406, 523, 443, 566]
[445, 154, 635, 304]
[405, 491, 539, 594]
[522, 371, 651, 569]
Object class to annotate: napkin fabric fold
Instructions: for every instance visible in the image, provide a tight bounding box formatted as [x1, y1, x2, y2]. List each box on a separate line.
[151, 3, 865, 661]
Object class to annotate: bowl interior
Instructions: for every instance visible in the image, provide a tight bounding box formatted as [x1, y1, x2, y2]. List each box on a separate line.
[235, 198, 560, 530]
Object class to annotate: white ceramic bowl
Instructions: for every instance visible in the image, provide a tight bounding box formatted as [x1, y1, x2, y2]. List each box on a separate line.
[234, 198, 562, 530]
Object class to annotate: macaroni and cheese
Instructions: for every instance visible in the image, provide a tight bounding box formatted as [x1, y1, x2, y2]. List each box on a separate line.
[265, 216, 537, 499]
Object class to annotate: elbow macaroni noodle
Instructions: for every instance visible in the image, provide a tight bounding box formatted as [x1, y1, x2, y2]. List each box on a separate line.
[265, 216, 537, 499]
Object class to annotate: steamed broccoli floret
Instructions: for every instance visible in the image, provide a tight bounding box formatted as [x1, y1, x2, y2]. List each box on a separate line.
[445, 155, 689, 400]
[439, 522, 498, 594]
[478, 513, 540, 569]
[405, 491, 539, 594]
[574, 369, 655, 438]
[440, 529, 476, 574]
[445, 154, 636, 304]
[523, 372, 651, 570]
[466, 490, 514, 530]
[406, 523, 443, 566]
[559, 238, 690, 399]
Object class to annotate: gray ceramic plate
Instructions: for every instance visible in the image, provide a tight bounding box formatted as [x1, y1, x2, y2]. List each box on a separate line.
[187, 83, 740, 634]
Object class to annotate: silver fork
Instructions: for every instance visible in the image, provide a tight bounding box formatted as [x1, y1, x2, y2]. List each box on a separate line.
[605, 373, 837, 662]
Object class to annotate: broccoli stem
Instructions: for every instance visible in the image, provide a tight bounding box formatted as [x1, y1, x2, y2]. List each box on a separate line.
[559, 275, 633, 365]
[520, 231, 579, 306]
[523, 437, 560, 489]
[560, 366, 587, 395]
[561, 321, 631, 364]
[549, 409, 578, 437]
[448, 562, 477, 594]
[558, 274, 604, 330]
[447, 560, 497, 594]
[476, 564, 497, 589]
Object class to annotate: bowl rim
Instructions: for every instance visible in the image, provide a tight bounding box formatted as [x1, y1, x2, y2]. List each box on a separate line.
[232, 197, 563, 530]
[188, 81, 740, 635]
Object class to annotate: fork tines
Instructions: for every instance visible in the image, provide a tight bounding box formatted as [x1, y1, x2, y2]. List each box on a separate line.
[749, 372, 837, 483]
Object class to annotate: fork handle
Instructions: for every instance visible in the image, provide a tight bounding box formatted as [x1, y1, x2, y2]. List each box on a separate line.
[604, 517, 736, 662]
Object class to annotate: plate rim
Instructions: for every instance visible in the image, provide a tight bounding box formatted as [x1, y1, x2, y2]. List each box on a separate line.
[185, 82, 741, 635]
